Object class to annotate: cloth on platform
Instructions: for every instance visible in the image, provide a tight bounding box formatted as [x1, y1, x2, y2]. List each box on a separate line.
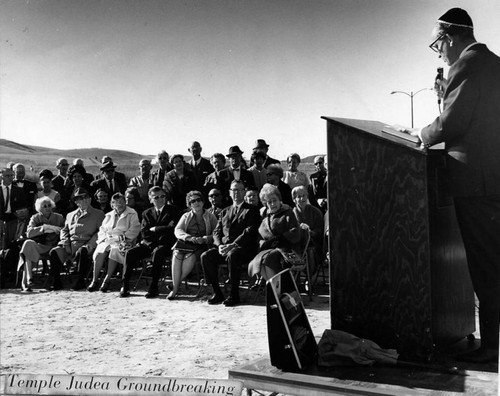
[317, 329, 399, 367]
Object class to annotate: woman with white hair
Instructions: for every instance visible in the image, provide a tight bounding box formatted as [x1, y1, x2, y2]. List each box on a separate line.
[18, 197, 65, 291]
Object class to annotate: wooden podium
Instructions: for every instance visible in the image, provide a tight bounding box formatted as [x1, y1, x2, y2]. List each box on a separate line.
[323, 117, 475, 358]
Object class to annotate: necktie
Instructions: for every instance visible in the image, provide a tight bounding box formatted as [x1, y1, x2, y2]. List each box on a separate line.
[157, 210, 161, 219]
[5, 186, 10, 213]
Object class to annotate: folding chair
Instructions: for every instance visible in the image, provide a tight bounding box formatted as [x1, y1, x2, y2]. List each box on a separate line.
[289, 228, 313, 301]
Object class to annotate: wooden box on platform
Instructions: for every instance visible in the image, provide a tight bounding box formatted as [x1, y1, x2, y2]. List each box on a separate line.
[322, 117, 475, 358]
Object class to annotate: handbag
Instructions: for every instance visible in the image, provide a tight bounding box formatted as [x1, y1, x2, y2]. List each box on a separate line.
[277, 248, 303, 267]
[172, 239, 197, 253]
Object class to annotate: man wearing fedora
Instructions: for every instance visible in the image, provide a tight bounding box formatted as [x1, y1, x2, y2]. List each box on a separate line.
[216, 146, 255, 202]
[405, 8, 500, 363]
[48, 188, 105, 290]
[91, 161, 128, 204]
[252, 139, 281, 168]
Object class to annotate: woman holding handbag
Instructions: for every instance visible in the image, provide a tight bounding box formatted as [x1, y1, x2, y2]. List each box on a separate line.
[248, 183, 301, 280]
[169, 190, 217, 300]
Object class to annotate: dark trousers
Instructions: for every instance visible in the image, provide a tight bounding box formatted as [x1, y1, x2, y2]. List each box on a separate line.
[0, 242, 22, 287]
[49, 246, 90, 287]
[454, 195, 500, 350]
[123, 244, 170, 290]
[201, 246, 249, 298]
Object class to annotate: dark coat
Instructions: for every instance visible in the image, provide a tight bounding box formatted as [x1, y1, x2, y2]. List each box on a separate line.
[141, 204, 181, 250]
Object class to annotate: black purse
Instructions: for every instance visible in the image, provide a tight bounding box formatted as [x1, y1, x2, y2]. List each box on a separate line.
[172, 239, 197, 253]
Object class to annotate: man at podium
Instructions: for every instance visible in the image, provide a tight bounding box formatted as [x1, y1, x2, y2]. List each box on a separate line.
[404, 8, 500, 363]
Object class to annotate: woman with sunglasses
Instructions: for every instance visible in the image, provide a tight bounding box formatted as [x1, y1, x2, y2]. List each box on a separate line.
[169, 190, 217, 300]
[17, 197, 65, 291]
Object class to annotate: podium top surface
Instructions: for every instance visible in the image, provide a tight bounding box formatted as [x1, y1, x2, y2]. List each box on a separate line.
[321, 117, 439, 153]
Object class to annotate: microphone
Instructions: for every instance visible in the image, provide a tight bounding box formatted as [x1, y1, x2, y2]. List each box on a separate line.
[435, 67, 444, 104]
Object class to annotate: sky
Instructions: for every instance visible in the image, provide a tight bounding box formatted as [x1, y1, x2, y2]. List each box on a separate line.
[1, 0, 500, 160]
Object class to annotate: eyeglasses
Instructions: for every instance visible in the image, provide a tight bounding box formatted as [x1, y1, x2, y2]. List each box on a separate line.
[41, 204, 52, 208]
[152, 195, 166, 200]
[189, 198, 202, 204]
[230, 188, 244, 192]
[429, 33, 446, 53]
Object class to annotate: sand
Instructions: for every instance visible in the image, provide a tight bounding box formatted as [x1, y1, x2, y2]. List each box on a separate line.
[0, 278, 331, 382]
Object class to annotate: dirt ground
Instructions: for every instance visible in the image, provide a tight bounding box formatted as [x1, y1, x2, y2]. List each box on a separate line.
[0, 275, 331, 383]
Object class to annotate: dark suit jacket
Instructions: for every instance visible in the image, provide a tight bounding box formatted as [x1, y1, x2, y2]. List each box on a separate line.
[0, 185, 27, 221]
[52, 175, 71, 194]
[13, 179, 38, 213]
[150, 167, 173, 188]
[422, 44, 500, 197]
[213, 202, 260, 254]
[264, 155, 281, 168]
[187, 157, 215, 191]
[141, 204, 181, 250]
[216, 167, 256, 197]
[90, 176, 127, 198]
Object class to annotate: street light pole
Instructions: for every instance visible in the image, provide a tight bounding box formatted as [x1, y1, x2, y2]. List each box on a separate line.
[390, 88, 430, 128]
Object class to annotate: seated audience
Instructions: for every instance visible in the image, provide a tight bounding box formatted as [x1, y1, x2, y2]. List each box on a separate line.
[244, 188, 261, 207]
[87, 193, 141, 292]
[283, 153, 310, 189]
[265, 164, 294, 207]
[47, 188, 105, 290]
[292, 186, 324, 272]
[18, 197, 64, 291]
[201, 181, 259, 306]
[163, 154, 197, 210]
[92, 188, 112, 213]
[121, 187, 181, 298]
[248, 184, 300, 280]
[207, 188, 226, 220]
[168, 191, 218, 300]
[248, 150, 267, 191]
[125, 187, 144, 219]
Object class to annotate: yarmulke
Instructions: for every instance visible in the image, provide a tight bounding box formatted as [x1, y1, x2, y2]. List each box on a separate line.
[438, 8, 473, 28]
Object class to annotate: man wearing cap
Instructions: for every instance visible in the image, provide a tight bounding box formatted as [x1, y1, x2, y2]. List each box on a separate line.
[91, 161, 128, 203]
[187, 141, 214, 192]
[216, 146, 256, 201]
[48, 188, 105, 290]
[404, 8, 500, 363]
[252, 139, 281, 168]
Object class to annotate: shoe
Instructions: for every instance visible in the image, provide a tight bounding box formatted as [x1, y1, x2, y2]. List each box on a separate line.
[22, 287, 33, 292]
[167, 291, 176, 300]
[223, 296, 241, 307]
[145, 289, 159, 299]
[87, 282, 99, 292]
[207, 293, 224, 305]
[27, 281, 35, 288]
[455, 347, 499, 364]
[100, 282, 110, 293]
[119, 287, 130, 298]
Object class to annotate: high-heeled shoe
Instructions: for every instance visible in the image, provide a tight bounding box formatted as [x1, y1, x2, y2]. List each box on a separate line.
[167, 291, 176, 300]
[100, 281, 110, 293]
[87, 282, 99, 292]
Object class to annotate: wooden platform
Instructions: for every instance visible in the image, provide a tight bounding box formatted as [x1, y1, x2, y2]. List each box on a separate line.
[229, 341, 498, 396]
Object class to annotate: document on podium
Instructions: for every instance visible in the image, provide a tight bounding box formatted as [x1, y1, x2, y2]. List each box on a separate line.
[382, 125, 420, 144]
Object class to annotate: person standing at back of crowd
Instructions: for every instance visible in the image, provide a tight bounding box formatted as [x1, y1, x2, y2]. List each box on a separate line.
[12, 163, 38, 214]
[404, 8, 500, 364]
[251, 139, 281, 168]
[248, 150, 267, 191]
[216, 146, 256, 202]
[309, 155, 328, 213]
[150, 151, 173, 188]
[129, 159, 153, 211]
[187, 141, 214, 193]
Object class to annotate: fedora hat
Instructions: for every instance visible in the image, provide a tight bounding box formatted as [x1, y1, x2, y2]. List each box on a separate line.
[226, 145, 244, 157]
[253, 139, 269, 150]
[73, 187, 90, 200]
[100, 161, 117, 172]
